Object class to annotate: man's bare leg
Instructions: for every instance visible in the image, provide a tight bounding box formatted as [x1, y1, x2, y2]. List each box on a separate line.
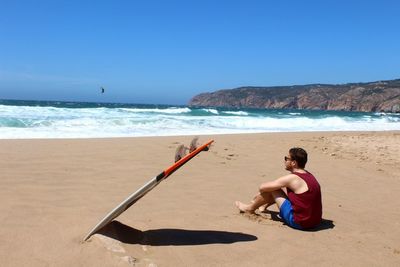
[235, 192, 274, 213]
[236, 189, 288, 213]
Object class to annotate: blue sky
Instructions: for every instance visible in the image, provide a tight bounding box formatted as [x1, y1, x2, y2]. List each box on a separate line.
[1, 0, 399, 105]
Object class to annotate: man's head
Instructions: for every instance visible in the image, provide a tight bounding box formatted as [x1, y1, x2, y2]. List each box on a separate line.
[285, 147, 308, 170]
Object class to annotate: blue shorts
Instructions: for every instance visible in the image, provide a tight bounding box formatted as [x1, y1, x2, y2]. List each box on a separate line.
[280, 199, 303, 230]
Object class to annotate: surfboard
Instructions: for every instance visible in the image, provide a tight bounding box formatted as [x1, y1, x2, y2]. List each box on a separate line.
[83, 139, 214, 241]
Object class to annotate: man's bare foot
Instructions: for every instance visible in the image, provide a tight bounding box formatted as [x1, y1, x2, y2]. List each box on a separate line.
[235, 201, 255, 214]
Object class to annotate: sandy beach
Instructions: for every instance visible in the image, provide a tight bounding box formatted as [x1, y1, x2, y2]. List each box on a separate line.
[1, 131, 399, 266]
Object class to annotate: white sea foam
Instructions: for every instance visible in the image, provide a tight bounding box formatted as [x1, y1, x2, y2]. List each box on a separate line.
[201, 108, 219, 115]
[223, 111, 249, 116]
[0, 104, 399, 139]
[119, 107, 191, 114]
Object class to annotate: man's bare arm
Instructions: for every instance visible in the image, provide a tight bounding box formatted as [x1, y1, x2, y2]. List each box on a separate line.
[259, 174, 294, 193]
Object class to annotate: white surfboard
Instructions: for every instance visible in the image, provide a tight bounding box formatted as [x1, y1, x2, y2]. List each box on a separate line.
[83, 139, 214, 241]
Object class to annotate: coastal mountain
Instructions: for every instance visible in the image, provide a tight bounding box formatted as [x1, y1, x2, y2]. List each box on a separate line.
[189, 79, 400, 113]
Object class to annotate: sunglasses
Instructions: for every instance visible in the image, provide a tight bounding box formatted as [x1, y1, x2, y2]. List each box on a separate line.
[284, 156, 294, 161]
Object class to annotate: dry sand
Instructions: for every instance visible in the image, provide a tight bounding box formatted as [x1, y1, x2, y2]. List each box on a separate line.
[1, 132, 399, 266]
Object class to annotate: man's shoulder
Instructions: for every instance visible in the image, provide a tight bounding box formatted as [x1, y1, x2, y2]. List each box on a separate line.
[291, 170, 309, 177]
[278, 173, 300, 182]
[286, 172, 309, 192]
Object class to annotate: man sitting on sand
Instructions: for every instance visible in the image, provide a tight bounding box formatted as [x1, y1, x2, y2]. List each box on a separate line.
[235, 147, 322, 230]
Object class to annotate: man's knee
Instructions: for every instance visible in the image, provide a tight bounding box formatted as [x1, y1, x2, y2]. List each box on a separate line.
[271, 189, 287, 208]
[271, 189, 286, 198]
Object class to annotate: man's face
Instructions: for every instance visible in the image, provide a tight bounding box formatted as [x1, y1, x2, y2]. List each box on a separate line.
[284, 155, 295, 171]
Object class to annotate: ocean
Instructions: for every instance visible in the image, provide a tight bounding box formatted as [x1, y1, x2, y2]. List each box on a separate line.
[0, 99, 399, 139]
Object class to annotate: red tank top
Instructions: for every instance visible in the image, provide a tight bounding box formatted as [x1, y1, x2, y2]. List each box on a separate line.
[287, 171, 322, 229]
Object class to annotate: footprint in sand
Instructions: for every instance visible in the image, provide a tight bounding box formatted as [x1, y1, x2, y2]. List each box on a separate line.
[226, 153, 238, 160]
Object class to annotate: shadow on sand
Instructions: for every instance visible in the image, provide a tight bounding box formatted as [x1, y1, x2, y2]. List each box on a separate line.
[306, 219, 335, 231]
[258, 210, 335, 231]
[97, 221, 258, 246]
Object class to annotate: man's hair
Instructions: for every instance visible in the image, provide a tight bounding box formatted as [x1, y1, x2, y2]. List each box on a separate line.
[289, 147, 308, 168]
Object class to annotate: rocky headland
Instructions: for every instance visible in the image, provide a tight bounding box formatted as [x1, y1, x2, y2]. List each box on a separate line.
[189, 79, 400, 113]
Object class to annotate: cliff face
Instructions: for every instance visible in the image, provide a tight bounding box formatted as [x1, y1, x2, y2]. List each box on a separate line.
[189, 79, 400, 113]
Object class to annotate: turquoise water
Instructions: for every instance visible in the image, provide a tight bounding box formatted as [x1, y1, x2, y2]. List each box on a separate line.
[0, 99, 399, 139]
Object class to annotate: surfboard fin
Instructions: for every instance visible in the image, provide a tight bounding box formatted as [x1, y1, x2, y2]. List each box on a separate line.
[189, 137, 199, 153]
[175, 137, 199, 162]
[175, 144, 188, 162]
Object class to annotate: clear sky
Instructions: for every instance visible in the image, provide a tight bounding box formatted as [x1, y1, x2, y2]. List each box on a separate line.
[1, 0, 399, 105]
